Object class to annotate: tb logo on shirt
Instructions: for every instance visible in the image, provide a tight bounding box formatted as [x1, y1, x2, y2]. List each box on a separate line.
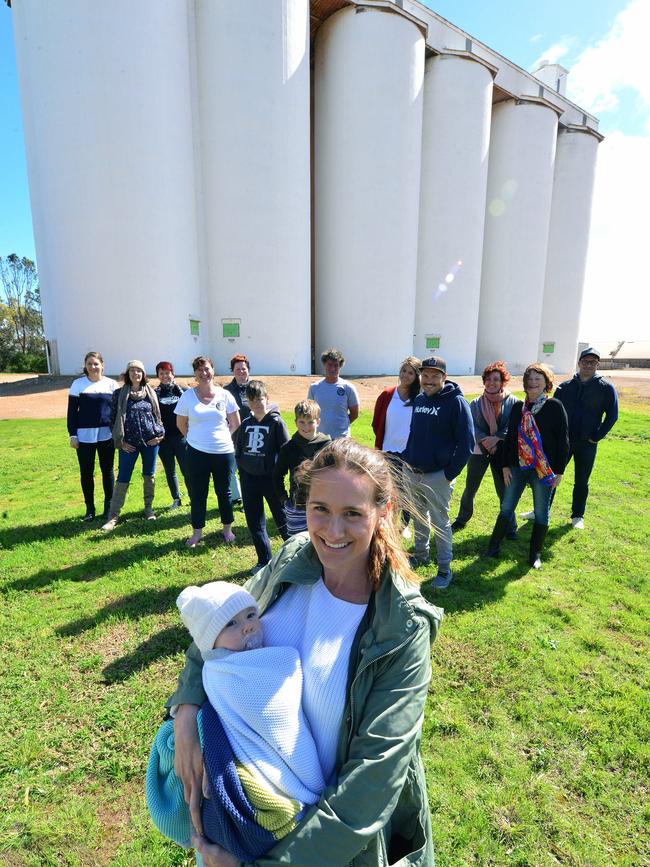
[245, 425, 270, 454]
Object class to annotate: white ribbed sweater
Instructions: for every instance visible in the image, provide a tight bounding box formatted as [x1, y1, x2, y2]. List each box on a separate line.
[261, 578, 367, 784]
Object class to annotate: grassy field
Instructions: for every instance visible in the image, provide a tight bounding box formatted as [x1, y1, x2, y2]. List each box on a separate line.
[1, 401, 648, 866]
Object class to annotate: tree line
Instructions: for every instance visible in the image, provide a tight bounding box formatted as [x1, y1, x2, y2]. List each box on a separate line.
[0, 254, 47, 372]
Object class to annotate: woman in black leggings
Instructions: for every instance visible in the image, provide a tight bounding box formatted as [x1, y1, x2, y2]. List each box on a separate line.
[67, 351, 118, 521]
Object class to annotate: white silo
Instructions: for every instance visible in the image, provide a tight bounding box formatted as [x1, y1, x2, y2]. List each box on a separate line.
[476, 99, 559, 374]
[538, 127, 601, 374]
[414, 52, 494, 375]
[313, 5, 425, 374]
[195, 0, 311, 376]
[11, 0, 203, 375]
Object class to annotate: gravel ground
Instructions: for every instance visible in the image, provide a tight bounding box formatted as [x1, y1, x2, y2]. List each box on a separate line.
[1, 368, 649, 420]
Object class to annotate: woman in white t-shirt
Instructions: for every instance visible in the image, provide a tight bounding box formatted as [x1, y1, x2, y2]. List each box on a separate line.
[175, 356, 241, 548]
[371, 355, 421, 537]
[66, 351, 118, 522]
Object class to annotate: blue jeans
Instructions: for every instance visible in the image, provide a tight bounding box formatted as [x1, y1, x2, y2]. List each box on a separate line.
[499, 467, 553, 526]
[117, 444, 159, 483]
[550, 440, 598, 519]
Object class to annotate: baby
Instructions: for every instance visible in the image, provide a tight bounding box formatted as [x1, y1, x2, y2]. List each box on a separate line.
[147, 581, 324, 862]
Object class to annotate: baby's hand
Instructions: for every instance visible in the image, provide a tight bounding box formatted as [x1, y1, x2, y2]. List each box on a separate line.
[202, 767, 211, 800]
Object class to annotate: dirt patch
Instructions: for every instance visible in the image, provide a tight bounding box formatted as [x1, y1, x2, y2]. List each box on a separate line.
[1, 370, 649, 420]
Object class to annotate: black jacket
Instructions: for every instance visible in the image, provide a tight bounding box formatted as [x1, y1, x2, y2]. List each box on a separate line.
[235, 410, 289, 476]
[502, 398, 570, 475]
[272, 431, 332, 504]
[554, 374, 618, 445]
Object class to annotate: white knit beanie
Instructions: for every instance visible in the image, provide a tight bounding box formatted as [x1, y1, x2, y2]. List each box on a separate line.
[177, 582, 258, 659]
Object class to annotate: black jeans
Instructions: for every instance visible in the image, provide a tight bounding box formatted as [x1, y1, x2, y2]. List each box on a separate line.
[456, 452, 516, 533]
[158, 436, 190, 500]
[239, 468, 288, 565]
[186, 445, 235, 529]
[75, 439, 115, 509]
[550, 440, 598, 518]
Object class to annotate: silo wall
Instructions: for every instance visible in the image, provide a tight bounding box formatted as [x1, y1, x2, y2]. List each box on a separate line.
[313, 5, 425, 375]
[11, 0, 203, 375]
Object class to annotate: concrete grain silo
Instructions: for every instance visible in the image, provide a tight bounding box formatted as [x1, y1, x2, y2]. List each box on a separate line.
[476, 98, 559, 374]
[195, 0, 312, 375]
[10, 0, 203, 376]
[538, 126, 601, 373]
[8, 0, 602, 377]
[313, 4, 425, 374]
[414, 51, 494, 374]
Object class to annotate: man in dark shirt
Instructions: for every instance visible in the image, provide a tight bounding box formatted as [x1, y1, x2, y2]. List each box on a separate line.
[552, 347, 618, 529]
[402, 356, 474, 589]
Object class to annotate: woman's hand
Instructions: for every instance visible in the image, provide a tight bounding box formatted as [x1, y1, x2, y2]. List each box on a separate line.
[69, 436, 79, 450]
[502, 467, 512, 486]
[191, 835, 239, 867]
[145, 436, 162, 447]
[550, 473, 563, 488]
[481, 435, 499, 453]
[173, 704, 204, 836]
[121, 443, 136, 453]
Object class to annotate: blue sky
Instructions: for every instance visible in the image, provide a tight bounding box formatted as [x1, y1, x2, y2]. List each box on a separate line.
[1, 1, 648, 340]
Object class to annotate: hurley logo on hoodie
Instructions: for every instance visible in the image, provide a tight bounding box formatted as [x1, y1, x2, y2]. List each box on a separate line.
[414, 405, 440, 416]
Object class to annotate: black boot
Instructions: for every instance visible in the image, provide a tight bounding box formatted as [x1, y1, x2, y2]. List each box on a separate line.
[529, 522, 549, 569]
[101, 499, 111, 521]
[485, 515, 510, 558]
[81, 504, 96, 522]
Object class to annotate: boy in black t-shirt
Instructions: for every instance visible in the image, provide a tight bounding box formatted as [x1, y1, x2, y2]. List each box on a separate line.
[236, 380, 289, 574]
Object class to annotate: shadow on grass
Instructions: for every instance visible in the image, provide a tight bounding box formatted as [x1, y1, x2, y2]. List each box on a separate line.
[421, 523, 573, 614]
[102, 624, 190, 683]
[0, 500, 247, 552]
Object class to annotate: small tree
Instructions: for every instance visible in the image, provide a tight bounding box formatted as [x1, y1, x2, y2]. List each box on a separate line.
[0, 254, 46, 371]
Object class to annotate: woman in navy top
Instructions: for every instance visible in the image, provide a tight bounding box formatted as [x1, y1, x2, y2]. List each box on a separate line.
[67, 351, 118, 522]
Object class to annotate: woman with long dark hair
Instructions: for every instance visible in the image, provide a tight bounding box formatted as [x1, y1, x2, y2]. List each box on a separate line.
[371, 355, 421, 537]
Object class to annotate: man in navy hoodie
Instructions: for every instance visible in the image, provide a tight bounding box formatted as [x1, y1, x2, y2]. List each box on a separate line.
[403, 356, 474, 589]
[552, 347, 618, 530]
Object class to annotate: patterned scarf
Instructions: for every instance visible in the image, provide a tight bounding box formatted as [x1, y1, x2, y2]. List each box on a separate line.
[517, 395, 556, 484]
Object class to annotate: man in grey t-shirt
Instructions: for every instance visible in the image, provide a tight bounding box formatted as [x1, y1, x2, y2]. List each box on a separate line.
[307, 349, 360, 439]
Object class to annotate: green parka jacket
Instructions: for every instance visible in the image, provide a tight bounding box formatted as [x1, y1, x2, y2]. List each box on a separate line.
[166, 534, 443, 866]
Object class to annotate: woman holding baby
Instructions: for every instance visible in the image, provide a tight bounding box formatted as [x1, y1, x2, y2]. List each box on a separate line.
[168, 437, 441, 866]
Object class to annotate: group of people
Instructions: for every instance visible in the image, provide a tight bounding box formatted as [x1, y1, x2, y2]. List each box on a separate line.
[67, 344, 617, 865]
[67, 345, 618, 582]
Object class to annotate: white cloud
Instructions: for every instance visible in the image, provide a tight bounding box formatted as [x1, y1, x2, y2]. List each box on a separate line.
[531, 37, 575, 70]
[579, 132, 650, 341]
[566, 0, 650, 116]
[529, 33, 543, 44]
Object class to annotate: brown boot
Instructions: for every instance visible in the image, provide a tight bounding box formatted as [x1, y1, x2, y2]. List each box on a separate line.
[101, 482, 129, 531]
[143, 475, 156, 520]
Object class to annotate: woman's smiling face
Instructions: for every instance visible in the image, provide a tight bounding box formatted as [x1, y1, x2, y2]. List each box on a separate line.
[306, 468, 385, 579]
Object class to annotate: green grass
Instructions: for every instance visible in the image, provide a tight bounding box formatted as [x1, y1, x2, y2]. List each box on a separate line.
[1, 404, 648, 866]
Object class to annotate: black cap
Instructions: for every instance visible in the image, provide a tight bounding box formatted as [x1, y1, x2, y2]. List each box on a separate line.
[579, 347, 600, 361]
[420, 356, 447, 375]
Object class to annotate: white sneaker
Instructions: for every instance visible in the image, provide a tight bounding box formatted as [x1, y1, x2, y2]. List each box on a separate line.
[519, 510, 535, 521]
[571, 517, 585, 530]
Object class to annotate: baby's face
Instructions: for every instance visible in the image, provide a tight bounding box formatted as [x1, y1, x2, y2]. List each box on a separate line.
[214, 606, 263, 652]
